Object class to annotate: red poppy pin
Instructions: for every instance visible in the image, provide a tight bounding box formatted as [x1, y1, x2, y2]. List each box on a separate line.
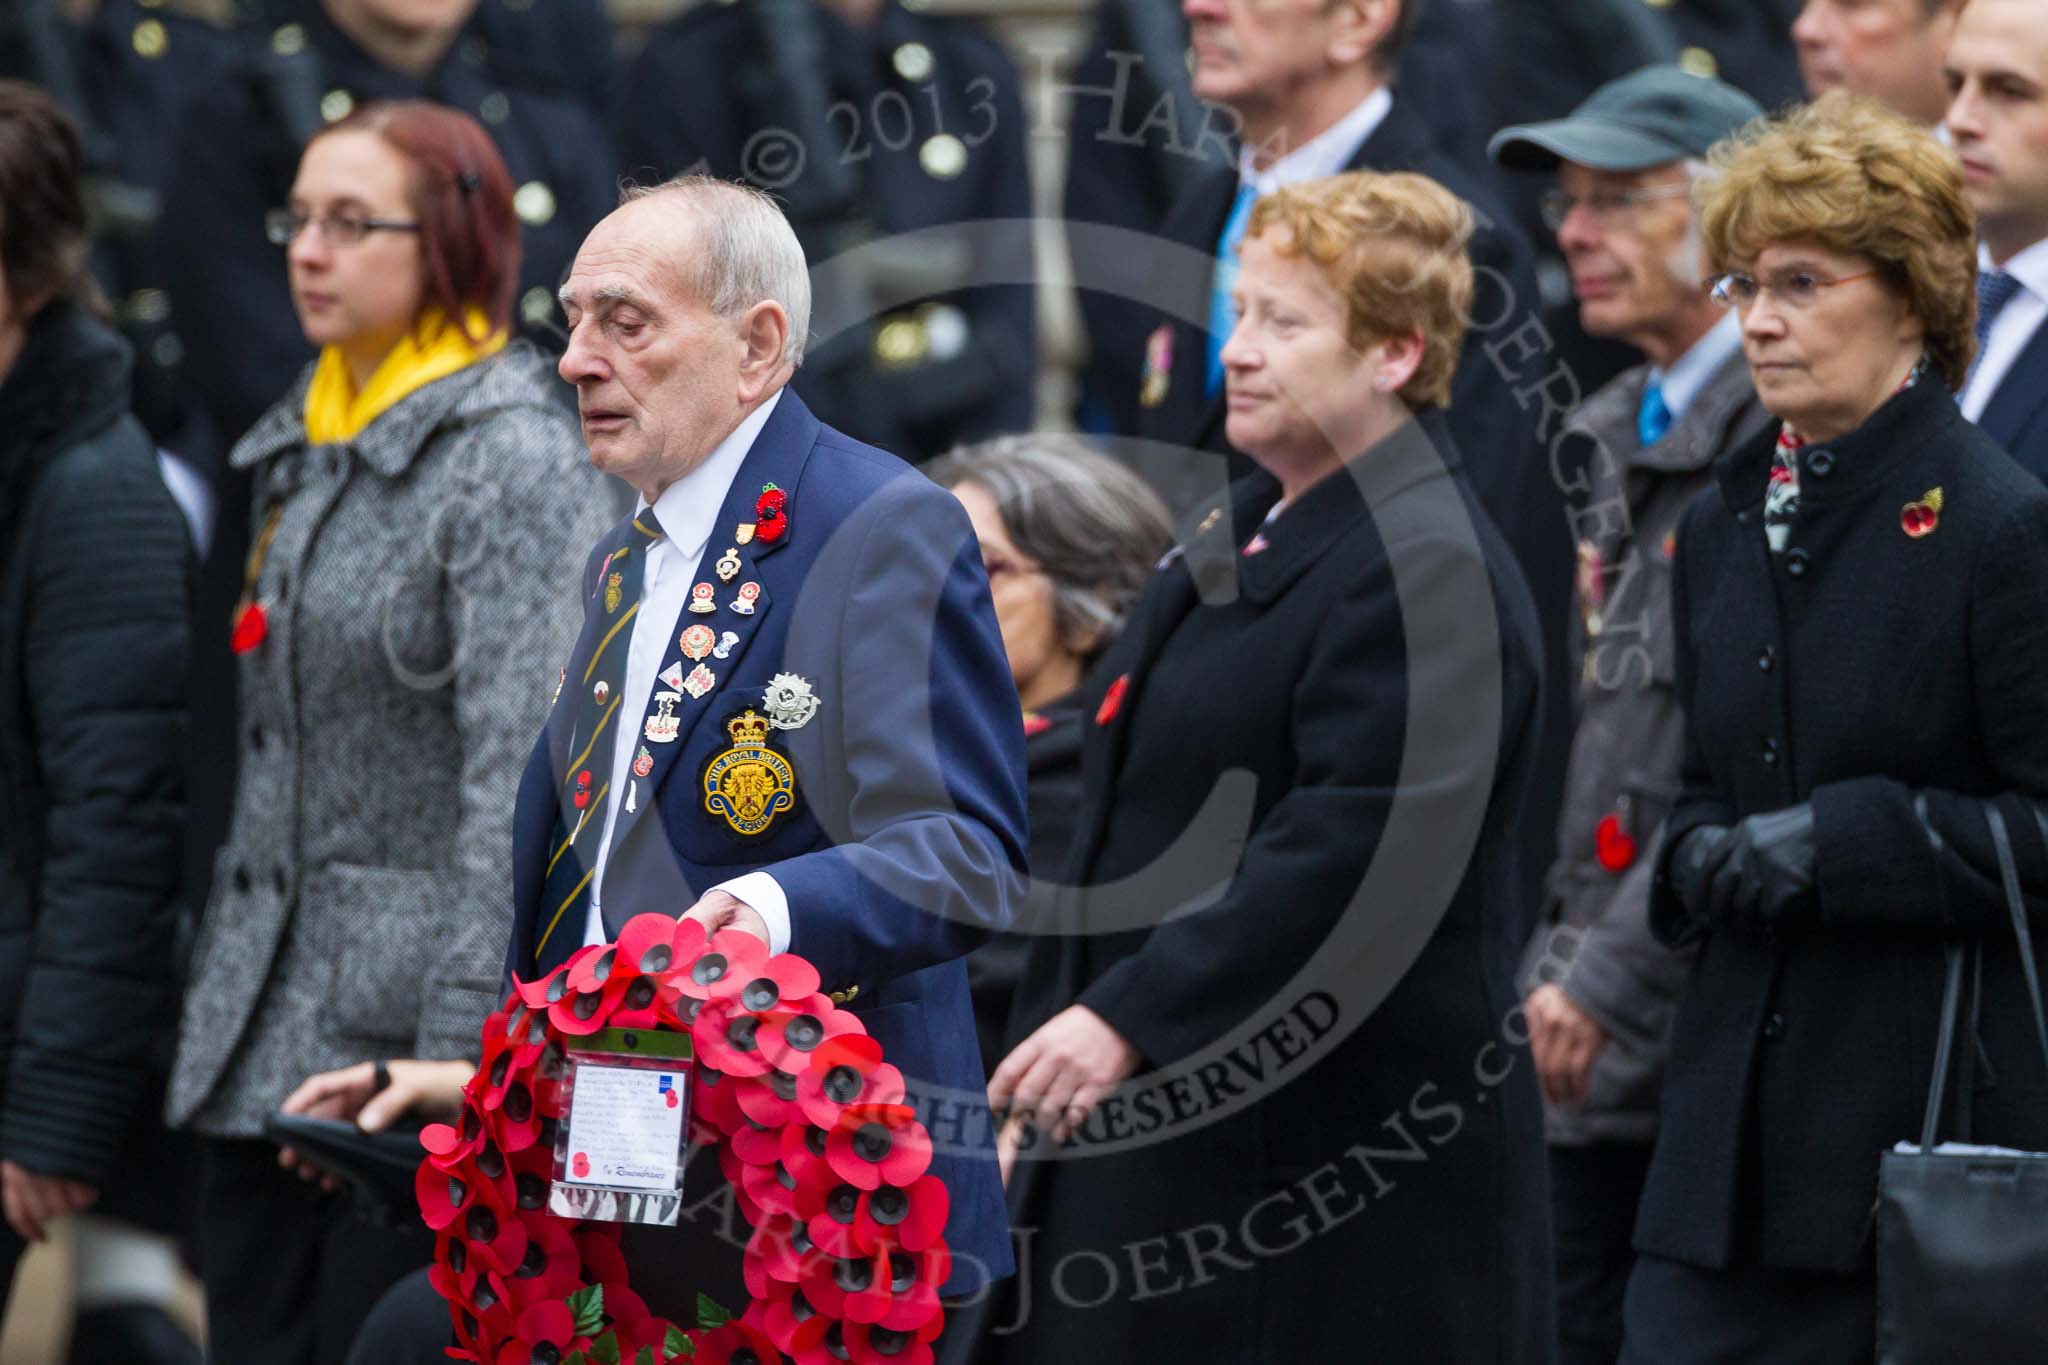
[755, 483, 789, 545]
[1901, 486, 1943, 539]
[229, 600, 268, 655]
[1594, 812, 1637, 873]
[1095, 673, 1130, 728]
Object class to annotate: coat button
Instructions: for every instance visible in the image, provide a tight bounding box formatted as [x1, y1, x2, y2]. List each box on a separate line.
[1763, 1013, 1786, 1041]
[1757, 645, 1776, 672]
[1807, 449, 1835, 478]
[233, 866, 251, 894]
[249, 724, 266, 751]
[272, 867, 288, 895]
[1784, 548, 1810, 578]
[1761, 737, 1781, 766]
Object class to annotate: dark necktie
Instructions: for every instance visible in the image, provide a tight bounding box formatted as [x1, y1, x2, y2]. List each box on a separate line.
[534, 513, 663, 973]
[1971, 269, 2026, 386]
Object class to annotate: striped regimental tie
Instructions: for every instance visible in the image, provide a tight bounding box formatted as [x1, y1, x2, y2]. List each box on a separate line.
[535, 513, 664, 973]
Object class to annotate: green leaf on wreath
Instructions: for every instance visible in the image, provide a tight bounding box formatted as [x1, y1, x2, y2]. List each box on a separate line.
[665, 1322, 695, 1355]
[567, 1283, 606, 1339]
[696, 1292, 732, 1330]
[589, 1331, 622, 1365]
[634, 1349, 655, 1365]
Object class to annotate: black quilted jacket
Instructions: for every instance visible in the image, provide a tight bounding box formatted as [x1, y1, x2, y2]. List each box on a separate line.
[0, 301, 192, 1185]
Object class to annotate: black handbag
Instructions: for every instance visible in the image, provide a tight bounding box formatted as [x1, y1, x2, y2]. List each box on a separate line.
[1875, 805, 2048, 1364]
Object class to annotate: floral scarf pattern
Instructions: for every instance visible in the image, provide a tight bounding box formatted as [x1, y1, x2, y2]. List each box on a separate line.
[1764, 359, 1928, 554]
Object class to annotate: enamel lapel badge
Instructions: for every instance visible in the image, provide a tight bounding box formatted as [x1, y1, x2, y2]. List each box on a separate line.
[645, 692, 682, 744]
[1902, 487, 1943, 539]
[703, 709, 797, 837]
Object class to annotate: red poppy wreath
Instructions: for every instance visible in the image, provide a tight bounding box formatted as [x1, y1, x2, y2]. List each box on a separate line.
[417, 914, 951, 1365]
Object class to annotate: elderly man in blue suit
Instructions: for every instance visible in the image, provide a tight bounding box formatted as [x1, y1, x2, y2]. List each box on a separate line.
[298, 176, 1028, 1361]
[515, 173, 1027, 1294]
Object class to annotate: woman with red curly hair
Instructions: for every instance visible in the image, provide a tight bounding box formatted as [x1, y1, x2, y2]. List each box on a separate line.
[164, 100, 610, 1365]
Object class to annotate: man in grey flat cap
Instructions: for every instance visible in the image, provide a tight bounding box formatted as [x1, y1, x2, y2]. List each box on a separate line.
[1489, 65, 1767, 1365]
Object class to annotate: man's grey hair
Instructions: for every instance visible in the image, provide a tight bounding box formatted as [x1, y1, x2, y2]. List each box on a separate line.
[1671, 157, 1715, 289]
[620, 175, 813, 368]
[925, 434, 1174, 659]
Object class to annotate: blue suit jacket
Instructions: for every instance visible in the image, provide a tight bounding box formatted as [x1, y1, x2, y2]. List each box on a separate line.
[1978, 320, 2048, 486]
[506, 390, 1027, 1292]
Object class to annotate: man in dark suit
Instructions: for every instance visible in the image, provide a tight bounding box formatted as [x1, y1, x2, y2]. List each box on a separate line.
[1947, 0, 2048, 483]
[505, 175, 1028, 1306]
[1119, 0, 1569, 935]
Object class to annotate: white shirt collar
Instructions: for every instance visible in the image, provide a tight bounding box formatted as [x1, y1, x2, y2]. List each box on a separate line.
[1238, 86, 1393, 196]
[1980, 237, 2048, 300]
[1646, 312, 1744, 425]
[638, 389, 784, 559]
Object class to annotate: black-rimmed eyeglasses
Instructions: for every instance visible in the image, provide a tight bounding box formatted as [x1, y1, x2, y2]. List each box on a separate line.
[264, 208, 422, 247]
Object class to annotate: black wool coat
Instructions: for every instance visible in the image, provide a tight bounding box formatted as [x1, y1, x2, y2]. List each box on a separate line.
[1641, 377, 2048, 1273]
[1127, 96, 1574, 948]
[0, 303, 193, 1185]
[990, 412, 1554, 1363]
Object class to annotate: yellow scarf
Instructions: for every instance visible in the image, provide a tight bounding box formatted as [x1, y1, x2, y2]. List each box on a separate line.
[302, 307, 507, 444]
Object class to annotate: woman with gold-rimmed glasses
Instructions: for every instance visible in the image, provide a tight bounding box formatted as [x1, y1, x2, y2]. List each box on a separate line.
[1621, 91, 2048, 1363]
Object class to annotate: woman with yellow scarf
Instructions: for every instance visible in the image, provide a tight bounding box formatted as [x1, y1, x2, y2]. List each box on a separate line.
[164, 101, 611, 1365]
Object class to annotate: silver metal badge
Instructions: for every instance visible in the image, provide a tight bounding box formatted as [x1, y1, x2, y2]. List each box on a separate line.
[762, 673, 820, 730]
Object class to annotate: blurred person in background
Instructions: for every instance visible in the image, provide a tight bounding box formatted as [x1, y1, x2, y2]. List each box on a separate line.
[1062, 0, 1497, 438]
[1792, 0, 1961, 125]
[1490, 65, 1768, 1365]
[0, 0, 240, 489]
[989, 169, 1551, 1363]
[925, 434, 1174, 1072]
[1625, 92, 2048, 1362]
[0, 77, 193, 1351]
[162, 100, 609, 1365]
[623, 0, 1035, 462]
[1947, 0, 2048, 481]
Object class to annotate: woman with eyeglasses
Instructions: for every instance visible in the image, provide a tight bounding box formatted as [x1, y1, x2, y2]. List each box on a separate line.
[1619, 91, 2048, 1363]
[164, 99, 609, 1365]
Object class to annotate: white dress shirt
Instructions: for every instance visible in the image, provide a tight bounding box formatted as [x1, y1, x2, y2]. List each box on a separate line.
[584, 390, 792, 952]
[1645, 312, 1744, 428]
[1962, 238, 2048, 423]
[1237, 85, 1394, 197]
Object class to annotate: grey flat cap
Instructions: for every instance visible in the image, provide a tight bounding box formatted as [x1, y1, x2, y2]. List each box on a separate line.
[1488, 64, 1765, 172]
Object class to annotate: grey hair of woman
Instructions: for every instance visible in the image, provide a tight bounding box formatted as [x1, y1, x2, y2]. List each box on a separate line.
[927, 434, 1174, 661]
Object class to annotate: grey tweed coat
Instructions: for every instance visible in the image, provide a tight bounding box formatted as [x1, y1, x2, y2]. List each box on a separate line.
[168, 344, 614, 1136]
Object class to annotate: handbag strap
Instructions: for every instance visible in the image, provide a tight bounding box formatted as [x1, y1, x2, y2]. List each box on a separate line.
[1995, 805, 2048, 1077]
[1918, 942, 1968, 1150]
[1956, 945, 1983, 1144]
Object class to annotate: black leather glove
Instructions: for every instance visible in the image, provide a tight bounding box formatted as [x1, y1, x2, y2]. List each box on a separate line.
[1706, 804, 1817, 935]
[1669, 824, 1734, 933]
